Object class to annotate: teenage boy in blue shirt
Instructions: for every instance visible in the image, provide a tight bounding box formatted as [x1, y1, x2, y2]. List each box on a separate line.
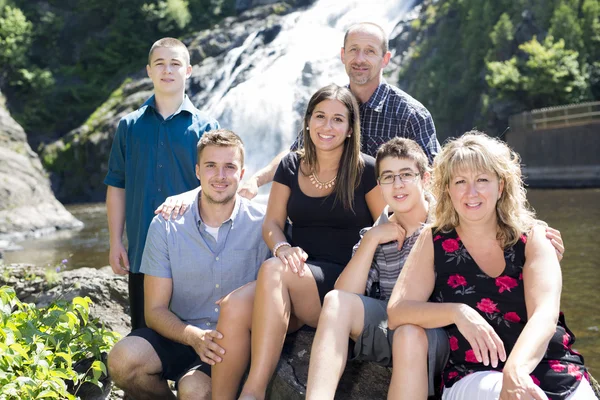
[104, 37, 219, 330]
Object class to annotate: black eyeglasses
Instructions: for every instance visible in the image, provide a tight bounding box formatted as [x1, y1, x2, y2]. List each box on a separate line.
[378, 172, 420, 185]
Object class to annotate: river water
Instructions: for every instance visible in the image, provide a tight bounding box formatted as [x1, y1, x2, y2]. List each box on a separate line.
[3, 189, 599, 374]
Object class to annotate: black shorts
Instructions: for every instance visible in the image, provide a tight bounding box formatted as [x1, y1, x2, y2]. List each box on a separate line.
[128, 328, 211, 382]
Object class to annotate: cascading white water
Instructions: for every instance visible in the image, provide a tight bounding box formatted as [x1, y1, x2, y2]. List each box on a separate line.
[198, 0, 417, 195]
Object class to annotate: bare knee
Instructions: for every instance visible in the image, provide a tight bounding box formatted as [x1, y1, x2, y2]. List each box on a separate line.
[108, 336, 160, 387]
[177, 371, 211, 400]
[393, 324, 428, 356]
[219, 284, 254, 327]
[321, 290, 353, 319]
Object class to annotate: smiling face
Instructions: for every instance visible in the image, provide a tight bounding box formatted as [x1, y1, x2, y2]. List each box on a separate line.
[195, 145, 245, 205]
[308, 99, 352, 153]
[146, 46, 192, 96]
[447, 168, 504, 225]
[378, 156, 428, 215]
[341, 27, 391, 88]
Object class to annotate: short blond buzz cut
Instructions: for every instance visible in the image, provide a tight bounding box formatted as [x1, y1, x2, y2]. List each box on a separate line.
[148, 37, 190, 66]
[343, 22, 389, 55]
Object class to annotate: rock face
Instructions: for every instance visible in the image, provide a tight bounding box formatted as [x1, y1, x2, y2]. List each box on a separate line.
[0, 91, 82, 244]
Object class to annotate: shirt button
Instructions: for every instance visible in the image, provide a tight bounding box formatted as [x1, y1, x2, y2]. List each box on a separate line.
[158, 164, 162, 168]
[207, 322, 211, 326]
[215, 308, 219, 312]
[215, 284, 219, 288]
[161, 141, 164, 146]
[215, 256, 219, 261]
[158, 188, 162, 192]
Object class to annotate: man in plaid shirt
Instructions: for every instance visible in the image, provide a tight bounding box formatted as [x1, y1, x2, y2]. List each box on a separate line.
[238, 22, 441, 199]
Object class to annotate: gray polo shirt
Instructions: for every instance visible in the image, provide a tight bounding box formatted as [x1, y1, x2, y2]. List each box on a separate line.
[140, 187, 270, 329]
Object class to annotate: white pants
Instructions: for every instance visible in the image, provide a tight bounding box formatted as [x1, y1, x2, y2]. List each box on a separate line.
[441, 370, 597, 400]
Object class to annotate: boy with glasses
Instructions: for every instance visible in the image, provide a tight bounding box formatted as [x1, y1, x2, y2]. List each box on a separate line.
[305, 137, 449, 399]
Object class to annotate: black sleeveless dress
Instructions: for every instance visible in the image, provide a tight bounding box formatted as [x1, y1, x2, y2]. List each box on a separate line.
[431, 229, 588, 399]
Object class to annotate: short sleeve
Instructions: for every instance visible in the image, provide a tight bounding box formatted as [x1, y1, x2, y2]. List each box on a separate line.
[273, 152, 299, 188]
[361, 154, 378, 193]
[139, 216, 172, 278]
[104, 119, 127, 188]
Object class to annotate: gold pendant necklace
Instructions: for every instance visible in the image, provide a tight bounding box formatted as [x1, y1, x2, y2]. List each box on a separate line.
[309, 171, 336, 190]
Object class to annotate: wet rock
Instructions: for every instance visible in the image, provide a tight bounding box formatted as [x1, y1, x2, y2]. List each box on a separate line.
[0, 91, 82, 243]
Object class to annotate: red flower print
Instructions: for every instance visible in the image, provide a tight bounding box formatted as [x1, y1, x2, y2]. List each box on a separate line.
[448, 371, 459, 380]
[503, 312, 521, 323]
[449, 336, 459, 351]
[519, 272, 523, 280]
[442, 238, 460, 253]
[549, 360, 566, 372]
[465, 349, 478, 363]
[434, 235, 442, 241]
[447, 274, 467, 289]
[476, 298, 500, 314]
[568, 364, 583, 381]
[495, 276, 518, 293]
[530, 374, 541, 386]
[562, 333, 571, 349]
[520, 234, 527, 244]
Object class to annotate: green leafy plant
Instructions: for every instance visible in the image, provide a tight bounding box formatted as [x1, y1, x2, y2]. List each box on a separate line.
[0, 286, 121, 399]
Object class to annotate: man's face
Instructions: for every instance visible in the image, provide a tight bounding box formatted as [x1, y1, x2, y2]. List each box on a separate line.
[341, 28, 391, 87]
[196, 146, 245, 205]
[146, 46, 191, 96]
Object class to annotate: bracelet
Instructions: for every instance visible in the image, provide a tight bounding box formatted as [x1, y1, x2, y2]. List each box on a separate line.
[272, 241, 291, 258]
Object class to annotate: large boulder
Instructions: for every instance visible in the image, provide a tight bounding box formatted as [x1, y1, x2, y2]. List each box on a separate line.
[0, 92, 82, 246]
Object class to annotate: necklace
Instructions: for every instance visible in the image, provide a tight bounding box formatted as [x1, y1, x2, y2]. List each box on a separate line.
[309, 171, 336, 190]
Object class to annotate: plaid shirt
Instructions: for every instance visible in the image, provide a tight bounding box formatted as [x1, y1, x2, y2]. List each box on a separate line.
[353, 196, 433, 301]
[292, 81, 440, 163]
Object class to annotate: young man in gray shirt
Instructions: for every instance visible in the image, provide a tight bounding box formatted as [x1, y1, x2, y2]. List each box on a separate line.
[107, 130, 270, 400]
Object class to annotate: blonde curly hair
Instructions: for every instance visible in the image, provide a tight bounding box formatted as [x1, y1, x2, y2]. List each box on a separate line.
[431, 131, 536, 248]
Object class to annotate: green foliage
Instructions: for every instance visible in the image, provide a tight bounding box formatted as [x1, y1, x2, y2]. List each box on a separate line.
[142, 0, 192, 32]
[0, 286, 120, 399]
[486, 36, 589, 109]
[549, 1, 584, 52]
[0, 5, 32, 75]
[488, 13, 514, 61]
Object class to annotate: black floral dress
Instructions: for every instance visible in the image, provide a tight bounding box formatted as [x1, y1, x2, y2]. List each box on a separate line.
[431, 229, 588, 399]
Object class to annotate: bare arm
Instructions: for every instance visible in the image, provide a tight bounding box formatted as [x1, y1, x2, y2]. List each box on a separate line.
[106, 186, 129, 275]
[145, 276, 225, 365]
[238, 150, 288, 199]
[500, 225, 562, 399]
[263, 181, 308, 274]
[387, 227, 506, 367]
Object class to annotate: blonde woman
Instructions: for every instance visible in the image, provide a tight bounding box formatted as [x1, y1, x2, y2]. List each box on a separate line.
[387, 132, 593, 399]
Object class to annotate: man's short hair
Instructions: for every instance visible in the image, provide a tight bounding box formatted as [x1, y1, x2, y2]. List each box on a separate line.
[343, 22, 389, 55]
[148, 37, 190, 66]
[197, 129, 245, 167]
[375, 137, 429, 177]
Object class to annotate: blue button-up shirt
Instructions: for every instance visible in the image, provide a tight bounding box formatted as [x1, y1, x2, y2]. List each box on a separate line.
[104, 95, 219, 273]
[292, 81, 440, 163]
[140, 188, 271, 329]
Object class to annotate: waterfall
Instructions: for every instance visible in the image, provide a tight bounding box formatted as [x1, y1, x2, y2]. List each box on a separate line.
[195, 0, 417, 195]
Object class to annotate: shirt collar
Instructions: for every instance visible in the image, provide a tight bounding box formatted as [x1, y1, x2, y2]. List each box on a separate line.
[362, 80, 389, 113]
[192, 188, 243, 229]
[141, 94, 196, 119]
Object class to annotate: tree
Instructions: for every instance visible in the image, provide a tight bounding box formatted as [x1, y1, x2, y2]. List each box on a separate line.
[486, 36, 590, 109]
[549, 0, 584, 52]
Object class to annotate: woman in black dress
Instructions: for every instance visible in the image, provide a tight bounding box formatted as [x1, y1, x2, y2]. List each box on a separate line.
[211, 84, 386, 399]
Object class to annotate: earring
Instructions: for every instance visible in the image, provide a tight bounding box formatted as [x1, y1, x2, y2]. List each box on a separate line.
[306, 127, 310, 131]
[347, 135, 351, 138]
